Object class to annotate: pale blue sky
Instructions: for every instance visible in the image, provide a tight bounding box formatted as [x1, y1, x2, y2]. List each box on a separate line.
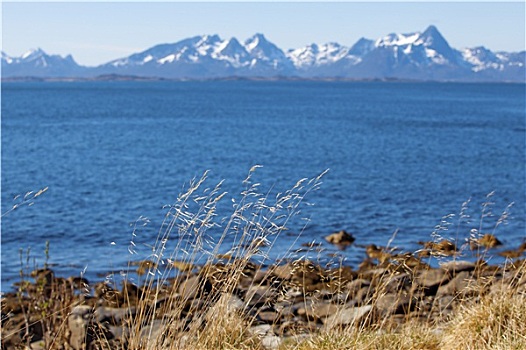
[2, 2, 525, 66]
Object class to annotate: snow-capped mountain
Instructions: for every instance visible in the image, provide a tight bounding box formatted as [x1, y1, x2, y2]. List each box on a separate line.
[93, 33, 294, 78]
[2, 48, 86, 77]
[244, 33, 295, 74]
[2, 26, 524, 82]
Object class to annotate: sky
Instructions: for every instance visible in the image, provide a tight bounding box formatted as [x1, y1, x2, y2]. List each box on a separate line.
[2, 2, 525, 67]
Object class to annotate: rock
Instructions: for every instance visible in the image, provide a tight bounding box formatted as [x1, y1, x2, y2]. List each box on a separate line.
[322, 305, 373, 329]
[419, 240, 457, 256]
[94, 306, 135, 325]
[436, 271, 474, 296]
[327, 266, 357, 284]
[250, 324, 273, 336]
[498, 243, 526, 259]
[354, 286, 375, 305]
[30, 268, 54, 284]
[358, 259, 377, 272]
[313, 302, 341, 318]
[221, 293, 245, 313]
[391, 253, 428, 270]
[359, 267, 389, 280]
[365, 245, 391, 263]
[415, 268, 450, 288]
[258, 311, 281, 323]
[435, 295, 456, 313]
[68, 305, 94, 350]
[107, 324, 131, 341]
[272, 260, 326, 291]
[325, 230, 355, 246]
[122, 281, 143, 298]
[177, 275, 212, 300]
[382, 273, 411, 293]
[300, 301, 341, 320]
[440, 260, 476, 274]
[252, 269, 275, 284]
[29, 340, 46, 350]
[470, 234, 502, 249]
[278, 321, 316, 336]
[170, 260, 196, 272]
[262, 335, 282, 350]
[245, 285, 277, 308]
[139, 319, 170, 350]
[271, 264, 294, 280]
[94, 282, 115, 298]
[498, 249, 524, 259]
[375, 294, 413, 315]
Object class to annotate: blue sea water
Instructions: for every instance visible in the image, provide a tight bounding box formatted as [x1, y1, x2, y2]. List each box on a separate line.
[1, 81, 525, 289]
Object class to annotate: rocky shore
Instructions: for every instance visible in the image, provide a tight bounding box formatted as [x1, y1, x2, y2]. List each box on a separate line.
[2, 234, 526, 350]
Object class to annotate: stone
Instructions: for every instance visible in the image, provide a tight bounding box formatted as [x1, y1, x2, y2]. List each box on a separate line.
[375, 293, 413, 315]
[436, 271, 474, 296]
[325, 230, 355, 246]
[440, 260, 476, 274]
[354, 286, 375, 305]
[258, 311, 281, 323]
[415, 268, 450, 289]
[30, 268, 54, 285]
[300, 301, 341, 320]
[29, 340, 46, 350]
[498, 249, 524, 259]
[94, 306, 135, 325]
[94, 282, 115, 298]
[177, 275, 212, 300]
[470, 234, 502, 249]
[382, 273, 411, 293]
[250, 324, 273, 336]
[132, 260, 158, 276]
[366, 245, 391, 263]
[261, 335, 282, 350]
[139, 319, 170, 350]
[346, 278, 371, 295]
[170, 260, 196, 272]
[313, 302, 341, 318]
[68, 305, 93, 350]
[271, 264, 294, 280]
[108, 324, 131, 340]
[419, 240, 457, 256]
[322, 305, 374, 329]
[434, 295, 456, 313]
[278, 321, 317, 336]
[253, 269, 275, 284]
[245, 285, 277, 307]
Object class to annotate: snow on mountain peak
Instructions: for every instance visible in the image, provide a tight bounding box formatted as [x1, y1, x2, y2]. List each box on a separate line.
[4, 25, 523, 82]
[197, 34, 221, 46]
[375, 32, 422, 47]
[219, 38, 249, 58]
[21, 48, 46, 60]
[286, 42, 353, 69]
[245, 33, 268, 53]
[2, 51, 14, 64]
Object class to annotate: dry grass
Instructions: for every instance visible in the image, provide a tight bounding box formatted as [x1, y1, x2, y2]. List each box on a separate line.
[3, 172, 525, 350]
[287, 322, 442, 350]
[117, 167, 327, 350]
[441, 286, 526, 349]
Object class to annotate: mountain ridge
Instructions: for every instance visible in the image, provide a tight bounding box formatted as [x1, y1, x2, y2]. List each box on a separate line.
[2, 25, 525, 82]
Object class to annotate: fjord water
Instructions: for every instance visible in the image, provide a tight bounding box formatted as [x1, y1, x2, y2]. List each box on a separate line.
[1, 81, 525, 288]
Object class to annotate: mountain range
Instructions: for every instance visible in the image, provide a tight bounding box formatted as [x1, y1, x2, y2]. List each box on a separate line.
[2, 26, 525, 82]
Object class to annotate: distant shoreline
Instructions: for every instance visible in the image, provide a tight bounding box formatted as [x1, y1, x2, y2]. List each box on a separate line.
[2, 74, 524, 84]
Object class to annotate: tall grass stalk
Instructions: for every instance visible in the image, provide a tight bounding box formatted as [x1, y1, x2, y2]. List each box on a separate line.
[120, 167, 328, 349]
